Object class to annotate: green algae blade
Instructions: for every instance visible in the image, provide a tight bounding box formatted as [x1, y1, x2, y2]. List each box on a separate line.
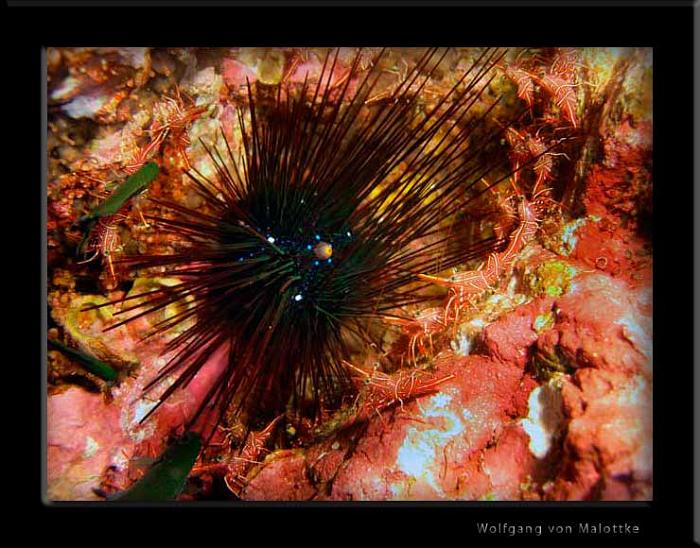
[85, 162, 159, 220]
[48, 338, 118, 382]
[112, 433, 202, 502]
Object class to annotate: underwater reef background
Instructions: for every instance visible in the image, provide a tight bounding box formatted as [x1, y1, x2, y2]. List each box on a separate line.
[46, 47, 652, 501]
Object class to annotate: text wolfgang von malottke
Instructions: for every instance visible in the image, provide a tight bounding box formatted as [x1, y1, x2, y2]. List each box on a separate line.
[476, 522, 641, 536]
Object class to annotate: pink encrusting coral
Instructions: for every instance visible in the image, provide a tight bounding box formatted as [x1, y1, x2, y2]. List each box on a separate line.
[46, 47, 652, 501]
[47, 309, 231, 500]
[235, 256, 651, 501]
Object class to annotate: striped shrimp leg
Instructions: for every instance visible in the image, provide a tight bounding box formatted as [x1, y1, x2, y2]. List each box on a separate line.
[382, 307, 447, 363]
[345, 361, 455, 420]
[499, 197, 541, 266]
[418, 265, 499, 325]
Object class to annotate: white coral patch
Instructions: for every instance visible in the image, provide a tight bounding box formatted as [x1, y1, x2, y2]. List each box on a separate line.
[615, 375, 649, 407]
[520, 384, 564, 459]
[451, 333, 472, 356]
[92, 47, 149, 69]
[82, 436, 100, 459]
[396, 436, 435, 479]
[122, 399, 158, 443]
[133, 399, 159, 424]
[63, 93, 110, 119]
[559, 218, 587, 255]
[117, 47, 149, 69]
[395, 391, 465, 496]
[429, 392, 451, 410]
[616, 314, 652, 361]
[469, 318, 486, 329]
[389, 482, 404, 498]
[87, 131, 124, 166]
[50, 75, 81, 101]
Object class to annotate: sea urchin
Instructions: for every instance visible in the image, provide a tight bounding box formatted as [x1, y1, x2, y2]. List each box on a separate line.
[103, 47, 525, 438]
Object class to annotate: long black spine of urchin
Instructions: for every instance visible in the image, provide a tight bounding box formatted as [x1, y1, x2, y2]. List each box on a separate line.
[104, 48, 521, 435]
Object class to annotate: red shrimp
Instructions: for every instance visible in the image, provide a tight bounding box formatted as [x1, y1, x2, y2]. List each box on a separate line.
[502, 65, 536, 108]
[345, 361, 455, 421]
[536, 73, 580, 128]
[382, 306, 447, 364]
[418, 194, 543, 323]
[189, 414, 283, 498]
